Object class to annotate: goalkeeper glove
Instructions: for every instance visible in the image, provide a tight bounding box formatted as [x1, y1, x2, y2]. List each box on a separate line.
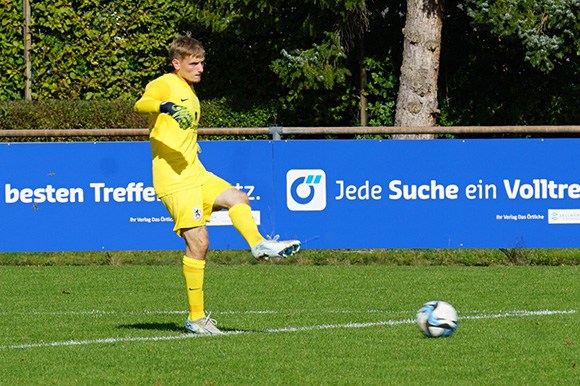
[160, 102, 194, 130]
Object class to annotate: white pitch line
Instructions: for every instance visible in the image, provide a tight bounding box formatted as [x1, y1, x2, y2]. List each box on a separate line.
[0, 309, 409, 317]
[0, 309, 575, 350]
[460, 310, 577, 319]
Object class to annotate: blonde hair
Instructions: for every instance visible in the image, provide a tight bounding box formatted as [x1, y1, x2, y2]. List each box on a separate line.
[169, 35, 205, 60]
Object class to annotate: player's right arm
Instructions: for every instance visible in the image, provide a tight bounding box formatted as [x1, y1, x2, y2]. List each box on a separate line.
[134, 78, 167, 114]
[134, 79, 193, 130]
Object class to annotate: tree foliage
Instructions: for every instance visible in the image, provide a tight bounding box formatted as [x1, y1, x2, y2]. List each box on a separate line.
[466, 0, 580, 72]
[0, 0, 192, 100]
[1, 0, 579, 128]
[441, 0, 580, 126]
[0, 0, 26, 100]
[364, 56, 397, 127]
[186, 0, 378, 125]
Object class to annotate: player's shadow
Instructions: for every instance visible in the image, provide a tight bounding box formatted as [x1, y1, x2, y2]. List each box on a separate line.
[118, 322, 184, 333]
[117, 322, 240, 333]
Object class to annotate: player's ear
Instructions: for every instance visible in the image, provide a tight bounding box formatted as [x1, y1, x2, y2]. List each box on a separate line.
[172, 58, 181, 71]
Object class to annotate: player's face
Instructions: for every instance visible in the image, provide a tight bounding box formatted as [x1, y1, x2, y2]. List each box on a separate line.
[173, 55, 205, 84]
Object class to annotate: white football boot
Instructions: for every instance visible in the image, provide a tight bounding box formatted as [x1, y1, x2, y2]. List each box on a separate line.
[251, 237, 301, 259]
[185, 313, 223, 335]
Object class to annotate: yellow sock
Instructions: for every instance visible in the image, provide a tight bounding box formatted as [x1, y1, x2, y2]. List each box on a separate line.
[183, 256, 205, 321]
[228, 203, 265, 248]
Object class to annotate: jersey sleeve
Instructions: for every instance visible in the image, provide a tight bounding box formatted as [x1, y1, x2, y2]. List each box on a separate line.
[134, 78, 171, 114]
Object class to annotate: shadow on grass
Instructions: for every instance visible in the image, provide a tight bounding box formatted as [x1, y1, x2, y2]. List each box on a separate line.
[117, 322, 184, 333]
[117, 322, 241, 334]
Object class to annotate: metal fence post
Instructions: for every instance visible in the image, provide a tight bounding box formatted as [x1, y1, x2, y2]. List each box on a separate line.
[269, 126, 283, 140]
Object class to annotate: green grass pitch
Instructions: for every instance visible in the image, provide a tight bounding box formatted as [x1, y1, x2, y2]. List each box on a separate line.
[0, 264, 578, 385]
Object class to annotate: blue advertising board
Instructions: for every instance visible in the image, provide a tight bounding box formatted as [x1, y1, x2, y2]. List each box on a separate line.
[0, 141, 273, 252]
[2, 139, 580, 252]
[275, 139, 580, 249]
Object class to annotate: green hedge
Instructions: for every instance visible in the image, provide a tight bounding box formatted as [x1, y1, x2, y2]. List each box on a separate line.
[0, 98, 279, 142]
[0, 100, 146, 131]
[0, 0, 189, 101]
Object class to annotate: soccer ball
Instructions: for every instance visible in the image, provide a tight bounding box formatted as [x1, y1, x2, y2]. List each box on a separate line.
[416, 300, 458, 338]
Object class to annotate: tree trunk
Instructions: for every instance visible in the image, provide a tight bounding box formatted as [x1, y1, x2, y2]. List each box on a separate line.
[24, 0, 32, 100]
[393, 0, 444, 139]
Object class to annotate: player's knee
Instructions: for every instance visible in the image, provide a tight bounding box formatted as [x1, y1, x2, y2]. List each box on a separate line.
[186, 238, 209, 259]
[236, 190, 250, 205]
[192, 233, 209, 249]
[198, 237, 210, 253]
[214, 187, 250, 210]
[227, 188, 250, 205]
[183, 227, 210, 257]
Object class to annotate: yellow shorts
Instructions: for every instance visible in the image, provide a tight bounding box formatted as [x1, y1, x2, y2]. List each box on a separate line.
[160, 171, 233, 236]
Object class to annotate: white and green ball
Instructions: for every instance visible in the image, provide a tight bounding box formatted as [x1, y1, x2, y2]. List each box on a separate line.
[416, 300, 458, 338]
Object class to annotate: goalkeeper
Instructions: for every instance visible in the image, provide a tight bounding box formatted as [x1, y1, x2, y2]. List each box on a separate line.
[134, 35, 300, 335]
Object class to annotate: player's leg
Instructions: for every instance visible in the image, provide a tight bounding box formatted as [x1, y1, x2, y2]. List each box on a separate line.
[160, 189, 222, 335]
[181, 226, 222, 335]
[181, 225, 208, 321]
[213, 187, 265, 248]
[182, 224, 209, 261]
[208, 178, 301, 259]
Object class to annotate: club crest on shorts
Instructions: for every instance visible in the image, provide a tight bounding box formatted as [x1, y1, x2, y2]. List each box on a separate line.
[193, 208, 202, 220]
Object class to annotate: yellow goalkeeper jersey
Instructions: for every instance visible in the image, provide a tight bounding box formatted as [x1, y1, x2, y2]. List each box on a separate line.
[134, 73, 205, 198]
